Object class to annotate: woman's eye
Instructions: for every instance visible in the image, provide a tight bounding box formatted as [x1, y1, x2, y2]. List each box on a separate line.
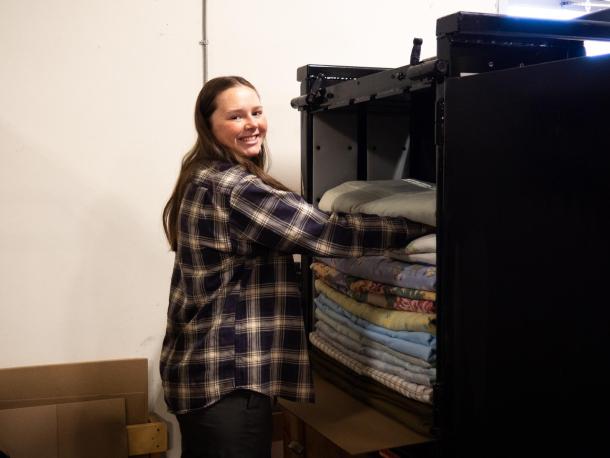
[230, 115, 242, 120]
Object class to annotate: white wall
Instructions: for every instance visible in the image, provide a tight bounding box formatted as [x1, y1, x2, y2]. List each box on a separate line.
[0, 1, 496, 456]
[0, 0, 202, 452]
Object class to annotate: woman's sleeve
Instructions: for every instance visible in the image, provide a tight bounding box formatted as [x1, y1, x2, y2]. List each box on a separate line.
[228, 174, 431, 257]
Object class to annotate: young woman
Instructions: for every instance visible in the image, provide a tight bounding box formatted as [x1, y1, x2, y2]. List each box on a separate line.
[160, 76, 431, 458]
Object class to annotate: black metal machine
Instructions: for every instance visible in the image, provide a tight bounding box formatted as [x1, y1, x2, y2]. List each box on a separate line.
[292, 10, 610, 458]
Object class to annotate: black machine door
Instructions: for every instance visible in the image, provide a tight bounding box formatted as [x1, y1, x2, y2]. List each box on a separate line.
[439, 54, 610, 457]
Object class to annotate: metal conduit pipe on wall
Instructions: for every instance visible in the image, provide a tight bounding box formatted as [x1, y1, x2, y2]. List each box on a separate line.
[200, 0, 208, 83]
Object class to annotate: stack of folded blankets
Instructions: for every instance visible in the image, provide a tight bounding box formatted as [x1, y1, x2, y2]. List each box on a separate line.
[309, 178, 437, 434]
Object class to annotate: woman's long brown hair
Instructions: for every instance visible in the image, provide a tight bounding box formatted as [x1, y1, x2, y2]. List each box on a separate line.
[163, 76, 290, 251]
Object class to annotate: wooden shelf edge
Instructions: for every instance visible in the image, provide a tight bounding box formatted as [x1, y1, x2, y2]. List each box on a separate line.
[127, 414, 168, 456]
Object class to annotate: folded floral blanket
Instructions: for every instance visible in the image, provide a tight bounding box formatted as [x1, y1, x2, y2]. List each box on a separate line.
[317, 256, 436, 292]
[315, 280, 436, 334]
[311, 262, 435, 313]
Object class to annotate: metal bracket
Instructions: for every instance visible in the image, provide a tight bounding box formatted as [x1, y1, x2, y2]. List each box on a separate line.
[290, 73, 329, 110]
[411, 37, 423, 65]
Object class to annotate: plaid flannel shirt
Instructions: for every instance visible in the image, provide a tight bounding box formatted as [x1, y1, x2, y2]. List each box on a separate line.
[160, 162, 430, 414]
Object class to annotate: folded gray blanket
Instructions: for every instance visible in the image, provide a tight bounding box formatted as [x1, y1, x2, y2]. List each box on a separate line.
[318, 178, 436, 227]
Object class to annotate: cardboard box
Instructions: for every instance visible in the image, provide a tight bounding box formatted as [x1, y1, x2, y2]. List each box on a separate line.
[0, 398, 128, 457]
[279, 373, 430, 455]
[0, 358, 147, 425]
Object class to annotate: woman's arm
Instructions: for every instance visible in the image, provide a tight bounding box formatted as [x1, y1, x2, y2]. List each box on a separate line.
[228, 172, 431, 257]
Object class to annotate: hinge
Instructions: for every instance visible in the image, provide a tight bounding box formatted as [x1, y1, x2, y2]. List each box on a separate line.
[435, 98, 445, 148]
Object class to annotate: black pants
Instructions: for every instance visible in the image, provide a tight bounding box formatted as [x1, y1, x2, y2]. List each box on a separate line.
[176, 389, 272, 458]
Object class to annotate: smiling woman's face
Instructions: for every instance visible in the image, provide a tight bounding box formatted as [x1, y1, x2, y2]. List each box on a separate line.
[210, 85, 268, 158]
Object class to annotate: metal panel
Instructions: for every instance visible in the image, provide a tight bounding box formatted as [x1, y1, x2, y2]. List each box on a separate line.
[440, 53, 610, 457]
[366, 112, 410, 180]
[436, 11, 588, 77]
[311, 111, 358, 204]
[292, 61, 443, 112]
[437, 11, 610, 41]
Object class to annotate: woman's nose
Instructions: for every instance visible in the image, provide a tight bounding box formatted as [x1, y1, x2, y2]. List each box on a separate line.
[244, 116, 257, 130]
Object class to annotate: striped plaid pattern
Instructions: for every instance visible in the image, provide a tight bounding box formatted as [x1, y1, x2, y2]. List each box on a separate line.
[160, 162, 430, 414]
